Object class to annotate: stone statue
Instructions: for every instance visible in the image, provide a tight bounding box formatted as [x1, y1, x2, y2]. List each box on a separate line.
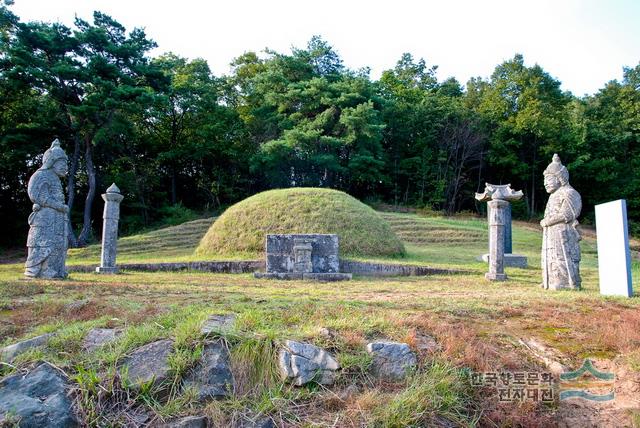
[541, 154, 582, 290]
[24, 139, 69, 279]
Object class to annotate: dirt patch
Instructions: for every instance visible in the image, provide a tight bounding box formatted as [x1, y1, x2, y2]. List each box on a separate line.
[554, 358, 640, 428]
[0, 298, 131, 342]
[516, 336, 640, 427]
[516, 301, 640, 361]
[401, 313, 558, 427]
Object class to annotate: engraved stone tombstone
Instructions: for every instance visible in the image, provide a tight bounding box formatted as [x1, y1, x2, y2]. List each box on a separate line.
[96, 183, 124, 274]
[475, 184, 525, 281]
[293, 238, 313, 273]
[541, 154, 582, 290]
[24, 139, 69, 279]
[254, 234, 351, 281]
[595, 199, 633, 297]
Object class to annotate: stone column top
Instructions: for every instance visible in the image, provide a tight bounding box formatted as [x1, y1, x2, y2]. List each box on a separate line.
[475, 183, 523, 202]
[102, 183, 124, 202]
[106, 183, 121, 194]
[487, 199, 510, 208]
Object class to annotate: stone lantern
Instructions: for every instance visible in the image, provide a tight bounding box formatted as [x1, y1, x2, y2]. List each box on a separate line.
[475, 184, 525, 281]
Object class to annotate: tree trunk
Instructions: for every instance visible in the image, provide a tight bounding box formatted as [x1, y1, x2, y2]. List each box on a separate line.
[530, 148, 537, 219]
[171, 167, 177, 205]
[77, 138, 96, 246]
[393, 157, 398, 208]
[66, 135, 81, 248]
[137, 182, 149, 226]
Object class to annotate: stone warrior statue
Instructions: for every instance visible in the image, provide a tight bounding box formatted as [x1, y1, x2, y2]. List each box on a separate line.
[540, 154, 582, 290]
[24, 139, 69, 279]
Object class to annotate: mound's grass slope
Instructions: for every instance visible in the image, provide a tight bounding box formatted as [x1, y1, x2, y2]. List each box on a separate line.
[195, 188, 405, 258]
[67, 218, 214, 264]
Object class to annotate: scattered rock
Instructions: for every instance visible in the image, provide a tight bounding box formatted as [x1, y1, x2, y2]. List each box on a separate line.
[338, 384, 359, 401]
[0, 362, 78, 427]
[278, 340, 339, 386]
[235, 413, 274, 428]
[414, 333, 440, 354]
[0, 299, 29, 311]
[119, 339, 173, 391]
[127, 410, 151, 426]
[317, 327, 337, 340]
[184, 340, 233, 401]
[161, 415, 208, 428]
[0, 333, 54, 363]
[366, 341, 417, 381]
[64, 299, 90, 313]
[201, 314, 236, 336]
[82, 328, 121, 353]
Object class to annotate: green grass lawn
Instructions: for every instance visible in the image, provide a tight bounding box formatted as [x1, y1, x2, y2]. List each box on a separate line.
[2, 211, 639, 427]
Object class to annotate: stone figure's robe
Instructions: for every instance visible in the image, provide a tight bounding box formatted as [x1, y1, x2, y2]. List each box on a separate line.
[541, 185, 582, 290]
[24, 169, 67, 278]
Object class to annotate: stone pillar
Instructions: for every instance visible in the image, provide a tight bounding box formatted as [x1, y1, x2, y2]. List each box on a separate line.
[96, 184, 124, 274]
[488, 204, 512, 254]
[485, 199, 508, 281]
[504, 204, 512, 254]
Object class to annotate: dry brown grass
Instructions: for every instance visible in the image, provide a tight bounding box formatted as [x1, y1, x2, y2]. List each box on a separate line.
[1, 209, 639, 427]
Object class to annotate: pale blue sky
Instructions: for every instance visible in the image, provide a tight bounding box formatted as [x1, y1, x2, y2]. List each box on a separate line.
[10, 0, 640, 96]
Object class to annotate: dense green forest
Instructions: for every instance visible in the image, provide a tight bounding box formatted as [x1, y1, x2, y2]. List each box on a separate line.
[1, 7, 638, 248]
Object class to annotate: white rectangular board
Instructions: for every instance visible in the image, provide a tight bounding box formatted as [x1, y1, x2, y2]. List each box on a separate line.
[595, 199, 633, 297]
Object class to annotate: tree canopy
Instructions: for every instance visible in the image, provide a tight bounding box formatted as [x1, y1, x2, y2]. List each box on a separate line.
[1, 6, 638, 248]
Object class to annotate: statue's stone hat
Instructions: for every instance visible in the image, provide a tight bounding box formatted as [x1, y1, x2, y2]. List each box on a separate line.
[42, 139, 68, 168]
[543, 153, 567, 177]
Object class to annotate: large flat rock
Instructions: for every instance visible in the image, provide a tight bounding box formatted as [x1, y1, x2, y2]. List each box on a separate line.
[278, 340, 339, 386]
[119, 339, 173, 391]
[0, 333, 54, 363]
[0, 362, 78, 427]
[183, 340, 234, 401]
[201, 314, 236, 336]
[82, 328, 121, 353]
[366, 341, 417, 381]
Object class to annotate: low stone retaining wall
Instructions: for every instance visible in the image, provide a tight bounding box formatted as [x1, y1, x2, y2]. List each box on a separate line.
[68, 260, 264, 274]
[69, 259, 466, 277]
[340, 260, 465, 276]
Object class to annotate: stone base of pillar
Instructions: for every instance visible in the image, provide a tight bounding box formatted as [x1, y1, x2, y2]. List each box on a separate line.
[95, 266, 119, 274]
[478, 253, 528, 268]
[485, 272, 507, 281]
[542, 282, 580, 291]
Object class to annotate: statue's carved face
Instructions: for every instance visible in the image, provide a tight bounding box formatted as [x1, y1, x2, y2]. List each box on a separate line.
[544, 173, 560, 194]
[53, 158, 68, 177]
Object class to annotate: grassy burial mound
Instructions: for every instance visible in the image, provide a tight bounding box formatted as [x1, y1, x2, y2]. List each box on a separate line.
[67, 218, 214, 263]
[196, 187, 405, 258]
